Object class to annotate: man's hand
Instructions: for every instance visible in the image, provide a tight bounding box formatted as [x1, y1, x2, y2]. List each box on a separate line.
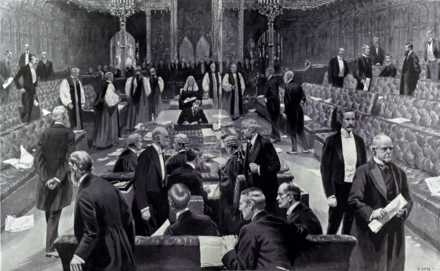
[249, 163, 259, 174]
[361, 79, 366, 85]
[18, 88, 26, 94]
[68, 103, 74, 110]
[222, 235, 238, 255]
[327, 196, 337, 207]
[375, 63, 381, 66]
[191, 122, 198, 125]
[46, 179, 59, 190]
[70, 256, 83, 271]
[396, 207, 407, 218]
[141, 208, 151, 221]
[183, 121, 189, 125]
[371, 208, 387, 220]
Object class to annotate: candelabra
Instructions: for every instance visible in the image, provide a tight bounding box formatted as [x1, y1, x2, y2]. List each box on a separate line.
[254, 0, 282, 48]
[110, 0, 135, 22]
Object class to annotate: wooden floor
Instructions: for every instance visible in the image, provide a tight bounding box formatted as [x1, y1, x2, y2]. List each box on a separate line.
[1, 111, 439, 271]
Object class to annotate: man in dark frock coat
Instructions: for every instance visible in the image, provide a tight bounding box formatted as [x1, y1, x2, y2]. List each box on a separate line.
[348, 134, 412, 271]
[165, 133, 189, 175]
[164, 184, 219, 236]
[132, 127, 170, 236]
[113, 134, 142, 173]
[14, 54, 39, 122]
[283, 71, 309, 154]
[68, 151, 136, 271]
[36, 52, 54, 81]
[277, 182, 322, 234]
[328, 48, 349, 87]
[34, 106, 75, 256]
[400, 43, 421, 96]
[222, 187, 307, 270]
[264, 67, 282, 143]
[379, 55, 397, 78]
[354, 45, 373, 91]
[321, 108, 367, 235]
[242, 118, 281, 215]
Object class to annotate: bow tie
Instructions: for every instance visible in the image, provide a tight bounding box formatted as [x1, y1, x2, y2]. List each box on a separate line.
[343, 133, 352, 138]
[428, 40, 432, 45]
[379, 164, 389, 171]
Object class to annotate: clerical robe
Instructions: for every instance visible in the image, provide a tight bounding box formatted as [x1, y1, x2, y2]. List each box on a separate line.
[93, 81, 120, 148]
[60, 77, 85, 129]
[202, 71, 222, 108]
[148, 75, 164, 118]
[222, 72, 245, 119]
[125, 75, 151, 130]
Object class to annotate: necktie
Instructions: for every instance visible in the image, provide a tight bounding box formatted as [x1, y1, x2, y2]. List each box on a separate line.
[379, 164, 389, 171]
[428, 41, 432, 45]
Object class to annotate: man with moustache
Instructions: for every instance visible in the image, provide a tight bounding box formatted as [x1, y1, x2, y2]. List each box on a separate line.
[18, 44, 35, 67]
[379, 55, 397, 78]
[400, 43, 421, 96]
[423, 29, 440, 81]
[68, 151, 136, 271]
[349, 134, 412, 271]
[59, 67, 85, 129]
[34, 106, 75, 257]
[321, 107, 367, 235]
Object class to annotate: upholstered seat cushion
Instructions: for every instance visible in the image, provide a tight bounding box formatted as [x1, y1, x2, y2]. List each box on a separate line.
[0, 102, 22, 132]
[370, 77, 400, 95]
[415, 80, 440, 101]
[0, 168, 36, 202]
[304, 120, 333, 134]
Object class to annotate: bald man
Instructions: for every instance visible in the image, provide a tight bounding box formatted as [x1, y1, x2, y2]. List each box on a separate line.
[349, 134, 412, 271]
[132, 127, 170, 236]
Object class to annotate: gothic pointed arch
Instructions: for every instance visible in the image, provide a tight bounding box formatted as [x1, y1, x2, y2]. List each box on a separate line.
[195, 35, 210, 63]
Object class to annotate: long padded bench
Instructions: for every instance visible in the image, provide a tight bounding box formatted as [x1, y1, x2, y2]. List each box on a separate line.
[302, 99, 335, 152]
[54, 234, 357, 271]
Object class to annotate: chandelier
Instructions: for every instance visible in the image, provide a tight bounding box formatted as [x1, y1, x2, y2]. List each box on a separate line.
[254, 0, 282, 24]
[110, 0, 135, 22]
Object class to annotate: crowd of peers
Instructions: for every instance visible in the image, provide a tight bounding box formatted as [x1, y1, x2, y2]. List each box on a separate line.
[327, 28, 440, 96]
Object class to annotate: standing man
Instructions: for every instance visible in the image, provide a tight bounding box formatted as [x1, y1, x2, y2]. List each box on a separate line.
[14, 54, 39, 122]
[264, 68, 282, 143]
[321, 108, 367, 235]
[36, 52, 54, 81]
[277, 182, 322, 234]
[34, 106, 75, 257]
[148, 67, 164, 120]
[400, 43, 421, 96]
[18, 44, 34, 67]
[68, 151, 136, 271]
[423, 29, 440, 81]
[202, 62, 222, 108]
[379, 55, 398, 78]
[132, 127, 170, 236]
[60, 68, 85, 129]
[284, 71, 309, 154]
[0, 50, 13, 103]
[354, 45, 373, 91]
[222, 64, 245, 120]
[370, 36, 385, 66]
[222, 187, 307, 270]
[348, 134, 412, 271]
[328, 48, 349, 87]
[165, 133, 189, 174]
[242, 118, 281, 215]
[125, 66, 150, 130]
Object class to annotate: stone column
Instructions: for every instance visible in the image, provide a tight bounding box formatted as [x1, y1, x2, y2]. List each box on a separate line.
[238, 0, 244, 63]
[145, 8, 151, 63]
[170, 0, 178, 61]
[212, 0, 223, 72]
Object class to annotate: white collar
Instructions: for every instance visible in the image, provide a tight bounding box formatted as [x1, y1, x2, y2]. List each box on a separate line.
[250, 133, 258, 146]
[187, 162, 196, 169]
[252, 210, 264, 221]
[54, 121, 65, 127]
[178, 149, 186, 153]
[373, 156, 386, 166]
[128, 147, 138, 155]
[287, 202, 301, 217]
[176, 207, 190, 219]
[340, 128, 352, 137]
[152, 143, 162, 154]
[337, 55, 343, 60]
[106, 80, 113, 84]
[29, 63, 35, 69]
[428, 39, 433, 43]
[78, 173, 90, 186]
[286, 79, 293, 84]
[362, 54, 368, 58]
[268, 75, 273, 80]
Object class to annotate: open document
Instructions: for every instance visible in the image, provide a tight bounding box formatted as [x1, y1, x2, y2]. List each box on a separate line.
[368, 194, 407, 233]
[425, 176, 440, 196]
[2, 77, 13, 89]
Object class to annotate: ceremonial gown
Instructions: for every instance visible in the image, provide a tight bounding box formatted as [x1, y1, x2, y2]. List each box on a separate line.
[125, 75, 151, 130]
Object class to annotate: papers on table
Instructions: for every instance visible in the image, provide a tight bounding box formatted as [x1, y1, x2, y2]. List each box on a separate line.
[42, 109, 51, 115]
[275, 148, 283, 153]
[205, 183, 220, 200]
[105, 160, 116, 166]
[2, 77, 13, 89]
[212, 114, 229, 120]
[220, 121, 233, 128]
[205, 153, 215, 158]
[143, 132, 153, 141]
[3, 145, 34, 169]
[425, 176, 440, 196]
[5, 215, 34, 232]
[213, 123, 220, 131]
[388, 118, 411, 124]
[309, 96, 322, 101]
[363, 78, 371, 91]
[248, 109, 256, 113]
[202, 128, 216, 143]
[198, 236, 223, 268]
[368, 194, 407, 233]
[212, 157, 227, 165]
[151, 219, 171, 236]
[281, 135, 288, 138]
[378, 96, 384, 100]
[257, 95, 264, 98]
[134, 123, 144, 130]
[304, 115, 312, 121]
[157, 120, 172, 126]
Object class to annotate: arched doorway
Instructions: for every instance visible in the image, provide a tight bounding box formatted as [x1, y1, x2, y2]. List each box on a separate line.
[179, 36, 195, 64]
[196, 35, 210, 63]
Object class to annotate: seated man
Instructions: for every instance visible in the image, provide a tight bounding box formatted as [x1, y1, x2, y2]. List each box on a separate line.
[277, 182, 323, 234]
[177, 98, 208, 125]
[113, 134, 142, 173]
[167, 148, 208, 203]
[222, 187, 307, 270]
[164, 183, 219, 236]
[165, 134, 189, 174]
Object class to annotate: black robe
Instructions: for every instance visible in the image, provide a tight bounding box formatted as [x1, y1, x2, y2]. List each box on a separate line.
[284, 81, 306, 135]
[379, 64, 397, 78]
[218, 150, 244, 206]
[113, 149, 138, 173]
[177, 107, 208, 125]
[167, 164, 208, 204]
[178, 89, 201, 110]
[287, 203, 323, 235]
[164, 210, 219, 236]
[165, 151, 187, 174]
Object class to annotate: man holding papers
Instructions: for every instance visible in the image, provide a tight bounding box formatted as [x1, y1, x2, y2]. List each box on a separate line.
[348, 134, 412, 271]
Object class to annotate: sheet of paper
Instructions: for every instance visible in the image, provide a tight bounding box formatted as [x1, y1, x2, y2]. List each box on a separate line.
[198, 236, 223, 267]
[3, 145, 34, 169]
[205, 153, 215, 158]
[42, 109, 51, 115]
[275, 147, 283, 153]
[212, 114, 228, 119]
[425, 176, 440, 196]
[158, 120, 172, 126]
[248, 109, 256, 113]
[205, 183, 220, 200]
[151, 219, 170, 236]
[213, 123, 220, 130]
[309, 96, 322, 101]
[143, 132, 152, 141]
[97, 157, 109, 161]
[257, 95, 264, 98]
[388, 117, 411, 124]
[134, 123, 144, 130]
[5, 215, 34, 232]
[304, 115, 312, 121]
[2, 77, 13, 89]
[363, 78, 371, 91]
[213, 157, 227, 165]
[368, 194, 407, 233]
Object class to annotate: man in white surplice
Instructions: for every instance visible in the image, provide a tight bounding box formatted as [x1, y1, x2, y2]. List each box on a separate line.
[202, 62, 222, 108]
[125, 66, 151, 130]
[59, 68, 85, 130]
[222, 64, 245, 119]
